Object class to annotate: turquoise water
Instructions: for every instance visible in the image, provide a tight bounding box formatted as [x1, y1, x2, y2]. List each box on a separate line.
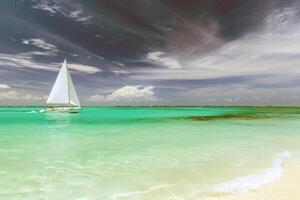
[0, 107, 300, 199]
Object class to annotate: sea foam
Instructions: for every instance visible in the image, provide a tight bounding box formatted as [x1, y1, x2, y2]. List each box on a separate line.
[212, 150, 291, 194]
[111, 184, 170, 199]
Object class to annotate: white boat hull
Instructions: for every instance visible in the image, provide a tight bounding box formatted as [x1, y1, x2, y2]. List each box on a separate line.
[40, 107, 81, 113]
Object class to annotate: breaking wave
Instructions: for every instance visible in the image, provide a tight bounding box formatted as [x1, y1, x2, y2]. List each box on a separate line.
[212, 150, 291, 194]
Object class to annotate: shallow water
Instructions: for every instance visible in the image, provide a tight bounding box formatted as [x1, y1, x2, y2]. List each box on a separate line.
[0, 107, 299, 200]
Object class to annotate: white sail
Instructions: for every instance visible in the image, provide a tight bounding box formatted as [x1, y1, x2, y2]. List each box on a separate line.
[46, 59, 80, 107]
[68, 71, 81, 106]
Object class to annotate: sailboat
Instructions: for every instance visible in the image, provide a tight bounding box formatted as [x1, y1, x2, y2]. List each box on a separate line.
[41, 59, 81, 113]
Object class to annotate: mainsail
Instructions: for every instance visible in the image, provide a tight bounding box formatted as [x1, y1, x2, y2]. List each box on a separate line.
[46, 59, 80, 107]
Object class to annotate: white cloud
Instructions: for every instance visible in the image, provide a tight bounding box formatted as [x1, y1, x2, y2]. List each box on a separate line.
[32, 1, 92, 25]
[0, 52, 101, 74]
[32, 0, 64, 15]
[0, 90, 46, 100]
[265, 7, 298, 28]
[147, 52, 181, 69]
[112, 61, 125, 66]
[22, 38, 58, 53]
[0, 84, 10, 89]
[67, 63, 102, 74]
[0, 52, 55, 71]
[69, 10, 93, 24]
[106, 86, 157, 102]
[96, 34, 104, 38]
[88, 94, 106, 102]
[113, 70, 130, 76]
[22, 51, 55, 56]
[89, 86, 158, 102]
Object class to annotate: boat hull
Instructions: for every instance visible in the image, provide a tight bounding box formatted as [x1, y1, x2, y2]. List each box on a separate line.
[40, 107, 81, 113]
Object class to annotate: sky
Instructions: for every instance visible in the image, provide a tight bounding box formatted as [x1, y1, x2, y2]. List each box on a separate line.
[0, 0, 300, 106]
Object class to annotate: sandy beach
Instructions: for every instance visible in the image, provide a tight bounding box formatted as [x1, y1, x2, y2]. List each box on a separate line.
[207, 162, 300, 200]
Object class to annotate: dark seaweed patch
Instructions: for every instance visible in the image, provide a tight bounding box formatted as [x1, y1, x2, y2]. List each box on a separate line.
[126, 114, 267, 124]
[187, 114, 266, 121]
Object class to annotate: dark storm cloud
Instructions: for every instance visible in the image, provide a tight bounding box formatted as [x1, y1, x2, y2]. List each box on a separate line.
[1, 0, 292, 63]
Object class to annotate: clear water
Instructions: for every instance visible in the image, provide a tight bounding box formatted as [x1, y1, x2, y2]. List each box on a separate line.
[0, 107, 299, 200]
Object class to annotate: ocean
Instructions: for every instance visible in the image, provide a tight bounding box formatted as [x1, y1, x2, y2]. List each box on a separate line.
[0, 107, 299, 200]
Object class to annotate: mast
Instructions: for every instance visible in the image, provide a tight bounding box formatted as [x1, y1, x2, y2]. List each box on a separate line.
[66, 59, 71, 106]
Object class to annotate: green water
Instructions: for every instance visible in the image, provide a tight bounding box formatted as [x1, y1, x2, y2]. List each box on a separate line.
[0, 107, 300, 200]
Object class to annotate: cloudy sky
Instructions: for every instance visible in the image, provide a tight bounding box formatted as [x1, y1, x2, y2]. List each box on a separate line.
[1, 0, 300, 105]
